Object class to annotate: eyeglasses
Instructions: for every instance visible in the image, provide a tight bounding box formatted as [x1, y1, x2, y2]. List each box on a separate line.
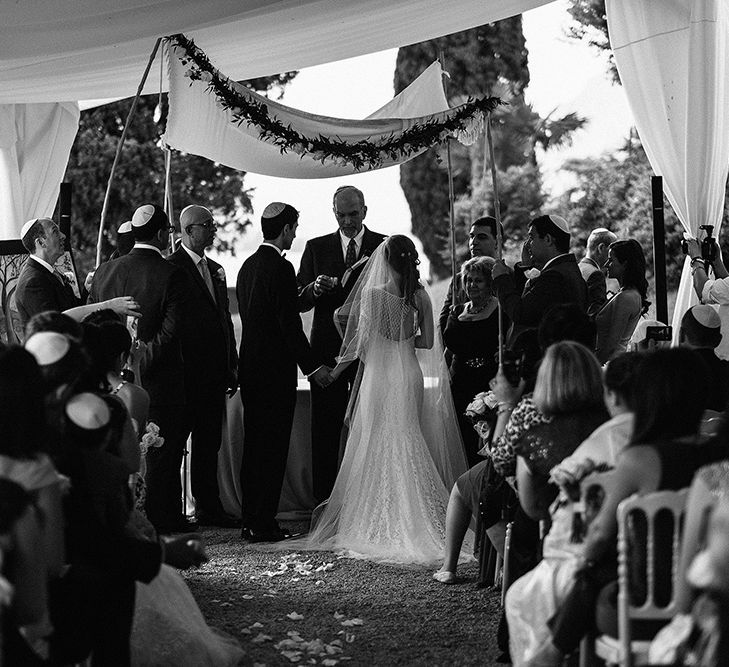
[188, 222, 216, 230]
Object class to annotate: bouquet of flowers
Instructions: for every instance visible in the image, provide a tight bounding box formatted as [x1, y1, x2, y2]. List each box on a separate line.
[140, 422, 164, 455]
[465, 390, 498, 442]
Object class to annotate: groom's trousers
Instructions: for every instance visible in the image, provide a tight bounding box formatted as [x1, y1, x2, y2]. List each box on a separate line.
[239, 387, 296, 531]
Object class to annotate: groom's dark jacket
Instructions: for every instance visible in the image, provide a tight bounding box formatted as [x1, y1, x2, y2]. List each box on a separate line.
[15, 256, 81, 330]
[297, 227, 386, 364]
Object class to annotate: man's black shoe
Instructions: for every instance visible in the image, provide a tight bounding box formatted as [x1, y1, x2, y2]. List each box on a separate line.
[156, 516, 200, 534]
[241, 526, 292, 543]
[196, 511, 240, 529]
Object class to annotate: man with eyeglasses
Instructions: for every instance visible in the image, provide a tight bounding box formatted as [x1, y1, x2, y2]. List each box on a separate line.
[90, 203, 195, 534]
[168, 205, 238, 528]
[297, 185, 386, 503]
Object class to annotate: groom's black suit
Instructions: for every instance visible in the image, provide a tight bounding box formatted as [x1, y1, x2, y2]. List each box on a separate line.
[168, 246, 237, 518]
[297, 227, 386, 501]
[237, 244, 319, 533]
[15, 256, 81, 330]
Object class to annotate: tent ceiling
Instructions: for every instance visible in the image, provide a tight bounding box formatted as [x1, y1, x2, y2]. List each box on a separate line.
[0, 0, 550, 104]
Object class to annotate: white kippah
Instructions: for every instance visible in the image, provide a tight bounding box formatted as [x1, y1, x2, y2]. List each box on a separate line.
[21, 218, 40, 238]
[65, 392, 111, 430]
[548, 215, 570, 234]
[132, 204, 156, 227]
[117, 221, 133, 234]
[24, 331, 70, 366]
[262, 202, 286, 219]
[691, 304, 721, 329]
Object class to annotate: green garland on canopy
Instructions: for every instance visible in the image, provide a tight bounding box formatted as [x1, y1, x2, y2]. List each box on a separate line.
[169, 33, 502, 171]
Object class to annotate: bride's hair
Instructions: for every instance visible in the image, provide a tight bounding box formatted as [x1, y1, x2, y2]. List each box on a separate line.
[383, 235, 421, 306]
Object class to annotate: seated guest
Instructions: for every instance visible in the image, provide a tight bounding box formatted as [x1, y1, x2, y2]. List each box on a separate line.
[579, 228, 617, 317]
[543, 348, 729, 665]
[492, 214, 588, 348]
[505, 352, 638, 665]
[595, 239, 650, 363]
[680, 304, 729, 412]
[443, 256, 506, 466]
[25, 310, 83, 342]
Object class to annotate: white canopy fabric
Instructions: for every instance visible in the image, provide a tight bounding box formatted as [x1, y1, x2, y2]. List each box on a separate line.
[164, 46, 452, 179]
[0, 0, 550, 104]
[606, 0, 729, 348]
[0, 103, 80, 240]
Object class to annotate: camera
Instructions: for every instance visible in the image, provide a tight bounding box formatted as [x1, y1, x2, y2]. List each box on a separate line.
[681, 225, 717, 265]
[645, 325, 672, 342]
[501, 349, 525, 386]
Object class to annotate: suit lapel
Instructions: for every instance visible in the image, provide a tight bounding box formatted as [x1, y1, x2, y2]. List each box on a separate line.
[328, 232, 346, 275]
[178, 248, 218, 307]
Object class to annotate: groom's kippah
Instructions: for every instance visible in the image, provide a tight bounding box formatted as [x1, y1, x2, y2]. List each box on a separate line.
[262, 202, 298, 226]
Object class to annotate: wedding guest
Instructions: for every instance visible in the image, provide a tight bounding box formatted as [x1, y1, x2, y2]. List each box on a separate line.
[492, 214, 587, 349]
[579, 227, 616, 317]
[545, 348, 727, 664]
[505, 352, 638, 666]
[25, 310, 83, 341]
[443, 256, 506, 466]
[594, 239, 650, 363]
[168, 205, 238, 528]
[110, 221, 134, 260]
[238, 203, 332, 542]
[15, 217, 140, 333]
[297, 186, 386, 502]
[89, 204, 194, 534]
[439, 216, 504, 334]
[679, 304, 729, 412]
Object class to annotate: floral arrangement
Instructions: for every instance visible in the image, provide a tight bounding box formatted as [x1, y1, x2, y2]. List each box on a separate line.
[140, 421, 164, 455]
[216, 267, 226, 283]
[169, 33, 503, 171]
[465, 390, 498, 442]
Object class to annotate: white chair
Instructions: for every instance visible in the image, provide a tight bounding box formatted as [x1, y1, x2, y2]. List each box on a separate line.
[594, 488, 688, 667]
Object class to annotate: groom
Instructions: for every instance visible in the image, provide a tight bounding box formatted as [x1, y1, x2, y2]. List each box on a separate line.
[297, 186, 386, 502]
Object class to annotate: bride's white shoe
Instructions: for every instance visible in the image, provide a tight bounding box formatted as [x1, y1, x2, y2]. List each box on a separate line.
[432, 570, 457, 584]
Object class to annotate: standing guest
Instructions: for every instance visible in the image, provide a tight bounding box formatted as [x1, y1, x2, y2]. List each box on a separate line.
[15, 217, 140, 332]
[297, 186, 386, 503]
[679, 304, 729, 412]
[238, 202, 332, 542]
[594, 239, 650, 364]
[443, 256, 505, 466]
[168, 205, 238, 528]
[493, 214, 587, 348]
[579, 227, 616, 317]
[89, 204, 194, 534]
[110, 221, 134, 260]
[439, 216, 503, 334]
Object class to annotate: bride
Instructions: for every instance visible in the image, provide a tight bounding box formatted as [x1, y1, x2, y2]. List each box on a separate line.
[304, 235, 470, 565]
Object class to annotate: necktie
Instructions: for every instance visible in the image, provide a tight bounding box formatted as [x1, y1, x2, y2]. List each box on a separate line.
[198, 257, 215, 298]
[345, 238, 357, 268]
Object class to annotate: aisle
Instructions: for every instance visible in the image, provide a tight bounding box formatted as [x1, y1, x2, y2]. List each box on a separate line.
[182, 526, 502, 666]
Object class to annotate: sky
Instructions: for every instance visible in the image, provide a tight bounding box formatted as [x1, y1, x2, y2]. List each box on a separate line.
[211, 0, 635, 281]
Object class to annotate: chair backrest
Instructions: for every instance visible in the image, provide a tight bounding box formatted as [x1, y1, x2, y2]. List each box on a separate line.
[581, 470, 619, 527]
[616, 488, 689, 661]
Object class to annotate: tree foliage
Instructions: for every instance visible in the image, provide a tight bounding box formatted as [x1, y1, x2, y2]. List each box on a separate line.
[64, 74, 296, 275]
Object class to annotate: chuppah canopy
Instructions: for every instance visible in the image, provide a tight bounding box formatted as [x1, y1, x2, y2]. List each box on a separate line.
[605, 0, 729, 345]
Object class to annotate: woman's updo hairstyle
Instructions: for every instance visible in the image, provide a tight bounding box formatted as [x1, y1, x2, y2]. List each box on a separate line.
[384, 234, 421, 306]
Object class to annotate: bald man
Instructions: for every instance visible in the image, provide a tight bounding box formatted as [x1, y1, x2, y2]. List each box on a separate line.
[167, 205, 238, 527]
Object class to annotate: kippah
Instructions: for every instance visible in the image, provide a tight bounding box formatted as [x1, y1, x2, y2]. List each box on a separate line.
[24, 331, 70, 366]
[132, 204, 167, 228]
[65, 392, 111, 430]
[690, 304, 721, 329]
[262, 202, 286, 219]
[21, 218, 41, 238]
[548, 215, 570, 234]
[117, 221, 132, 234]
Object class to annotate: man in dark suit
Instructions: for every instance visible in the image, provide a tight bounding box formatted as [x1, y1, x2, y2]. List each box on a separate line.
[15, 217, 140, 335]
[297, 186, 386, 502]
[493, 214, 588, 348]
[90, 204, 195, 534]
[579, 227, 616, 317]
[237, 202, 332, 542]
[168, 205, 238, 528]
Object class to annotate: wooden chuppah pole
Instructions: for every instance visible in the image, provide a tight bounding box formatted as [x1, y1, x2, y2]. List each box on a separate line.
[95, 37, 163, 267]
[484, 113, 505, 367]
[439, 50, 458, 290]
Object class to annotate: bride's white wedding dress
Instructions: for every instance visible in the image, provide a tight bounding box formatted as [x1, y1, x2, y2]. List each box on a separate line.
[304, 245, 470, 565]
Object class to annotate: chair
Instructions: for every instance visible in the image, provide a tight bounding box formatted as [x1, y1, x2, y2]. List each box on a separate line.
[593, 488, 689, 667]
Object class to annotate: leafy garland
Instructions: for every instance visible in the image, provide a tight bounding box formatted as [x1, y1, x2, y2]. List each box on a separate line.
[169, 33, 502, 171]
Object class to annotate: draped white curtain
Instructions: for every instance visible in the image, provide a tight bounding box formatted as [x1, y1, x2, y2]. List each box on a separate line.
[163, 46, 451, 178]
[606, 0, 729, 343]
[0, 103, 80, 240]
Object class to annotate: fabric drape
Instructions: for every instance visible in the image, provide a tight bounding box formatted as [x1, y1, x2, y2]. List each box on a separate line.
[606, 0, 729, 342]
[0, 103, 80, 240]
